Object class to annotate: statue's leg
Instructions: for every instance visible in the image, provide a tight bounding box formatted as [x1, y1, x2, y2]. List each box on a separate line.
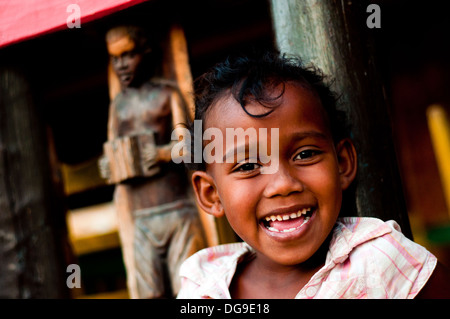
[133, 201, 181, 299]
[114, 184, 139, 298]
[166, 200, 207, 297]
[134, 211, 167, 299]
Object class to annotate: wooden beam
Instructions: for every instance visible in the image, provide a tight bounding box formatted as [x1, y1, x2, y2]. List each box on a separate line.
[66, 202, 120, 255]
[163, 24, 195, 121]
[60, 156, 108, 195]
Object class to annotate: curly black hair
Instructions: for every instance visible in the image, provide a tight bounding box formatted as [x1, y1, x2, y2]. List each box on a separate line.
[186, 50, 349, 171]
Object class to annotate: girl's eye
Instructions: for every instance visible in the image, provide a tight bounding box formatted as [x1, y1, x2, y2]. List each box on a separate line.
[236, 162, 260, 172]
[294, 149, 321, 160]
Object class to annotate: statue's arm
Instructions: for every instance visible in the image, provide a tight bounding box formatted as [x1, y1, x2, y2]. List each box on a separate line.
[98, 100, 118, 182]
[145, 88, 188, 167]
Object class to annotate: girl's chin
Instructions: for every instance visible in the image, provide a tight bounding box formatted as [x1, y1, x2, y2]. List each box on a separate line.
[255, 244, 318, 268]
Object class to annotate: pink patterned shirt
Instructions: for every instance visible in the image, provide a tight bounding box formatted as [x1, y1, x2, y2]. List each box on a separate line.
[177, 217, 437, 299]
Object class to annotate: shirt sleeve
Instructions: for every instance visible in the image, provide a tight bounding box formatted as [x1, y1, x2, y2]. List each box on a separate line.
[176, 276, 202, 299]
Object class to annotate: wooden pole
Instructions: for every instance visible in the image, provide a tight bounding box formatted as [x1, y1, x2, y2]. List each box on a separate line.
[427, 105, 450, 217]
[0, 66, 69, 298]
[270, 0, 412, 238]
[162, 24, 237, 246]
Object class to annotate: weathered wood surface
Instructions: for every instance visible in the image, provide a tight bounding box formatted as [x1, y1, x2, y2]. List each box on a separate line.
[270, 0, 412, 237]
[0, 67, 68, 298]
[161, 24, 195, 121]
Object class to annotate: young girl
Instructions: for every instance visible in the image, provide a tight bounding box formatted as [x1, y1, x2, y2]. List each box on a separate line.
[176, 51, 450, 299]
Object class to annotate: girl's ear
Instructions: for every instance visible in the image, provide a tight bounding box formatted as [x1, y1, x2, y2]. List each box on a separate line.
[336, 138, 358, 190]
[191, 171, 225, 218]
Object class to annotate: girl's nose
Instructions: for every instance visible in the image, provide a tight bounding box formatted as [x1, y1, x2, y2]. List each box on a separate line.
[263, 164, 304, 198]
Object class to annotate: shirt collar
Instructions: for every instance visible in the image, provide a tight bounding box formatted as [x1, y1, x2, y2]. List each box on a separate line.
[181, 217, 394, 298]
[326, 217, 393, 265]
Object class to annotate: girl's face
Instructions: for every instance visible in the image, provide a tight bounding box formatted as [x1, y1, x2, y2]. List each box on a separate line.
[193, 82, 356, 268]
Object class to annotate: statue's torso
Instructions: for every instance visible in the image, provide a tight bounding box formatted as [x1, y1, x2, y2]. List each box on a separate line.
[114, 83, 173, 145]
[111, 82, 189, 209]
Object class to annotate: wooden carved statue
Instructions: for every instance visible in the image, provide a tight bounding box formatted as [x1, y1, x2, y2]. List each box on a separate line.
[99, 25, 206, 299]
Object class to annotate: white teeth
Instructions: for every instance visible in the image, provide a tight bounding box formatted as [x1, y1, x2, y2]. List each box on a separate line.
[298, 216, 310, 228]
[264, 209, 313, 233]
[266, 216, 311, 233]
[264, 208, 313, 225]
[282, 227, 297, 233]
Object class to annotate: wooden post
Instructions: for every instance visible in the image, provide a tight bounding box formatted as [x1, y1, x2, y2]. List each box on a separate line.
[0, 66, 69, 298]
[427, 105, 450, 217]
[162, 24, 237, 246]
[270, 0, 412, 238]
[162, 24, 196, 121]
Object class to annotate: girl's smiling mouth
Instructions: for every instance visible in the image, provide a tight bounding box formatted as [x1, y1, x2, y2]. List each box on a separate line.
[259, 206, 316, 241]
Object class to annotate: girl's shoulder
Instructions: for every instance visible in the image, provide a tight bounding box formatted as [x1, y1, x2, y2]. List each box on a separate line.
[326, 217, 438, 298]
[177, 242, 253, 299]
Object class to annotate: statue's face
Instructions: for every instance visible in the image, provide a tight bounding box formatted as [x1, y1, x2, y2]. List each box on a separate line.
[108, 34, 145, 89]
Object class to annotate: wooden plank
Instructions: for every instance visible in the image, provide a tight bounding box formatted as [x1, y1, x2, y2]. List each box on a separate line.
[70, 232, 120, 256]
[76, 289, 129, 299]
[66, 202, 120, 255]
[60, 156, 107, 195]
[162, 24, 195, 121]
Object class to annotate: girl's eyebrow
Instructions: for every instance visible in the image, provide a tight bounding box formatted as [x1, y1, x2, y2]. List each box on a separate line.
[221, 130, 329, 163]
[290, 131, 329, 142]
[222, 142, 258, 163]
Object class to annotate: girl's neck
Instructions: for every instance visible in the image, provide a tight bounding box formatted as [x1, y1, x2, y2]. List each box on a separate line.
[230, 235, 331, 299]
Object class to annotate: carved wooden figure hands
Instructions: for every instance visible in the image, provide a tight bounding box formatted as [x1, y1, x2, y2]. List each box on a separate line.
[142, 141, 159, 169]
[98, 154, 111, 180]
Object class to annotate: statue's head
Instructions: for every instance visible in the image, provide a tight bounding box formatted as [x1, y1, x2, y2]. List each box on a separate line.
[106, 25, 153, 90]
